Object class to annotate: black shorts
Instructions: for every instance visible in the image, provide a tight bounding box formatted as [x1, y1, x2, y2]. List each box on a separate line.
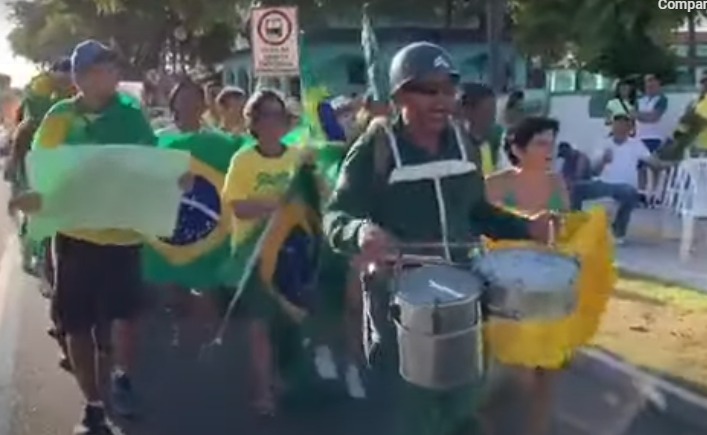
[53, 234, 143, 335]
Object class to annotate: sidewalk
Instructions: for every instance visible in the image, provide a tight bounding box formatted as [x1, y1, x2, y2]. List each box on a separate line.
[616, 208, 707, 292]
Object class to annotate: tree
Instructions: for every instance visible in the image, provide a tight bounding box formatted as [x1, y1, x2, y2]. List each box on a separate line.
[6, 0, 246, 75]
[511, 0, 686, 80]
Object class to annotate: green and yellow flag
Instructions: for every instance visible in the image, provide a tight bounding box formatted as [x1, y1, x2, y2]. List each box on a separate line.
[220, 162, 323, 322]
[141, 131, 243, 288]
[362, 4, 388, 102]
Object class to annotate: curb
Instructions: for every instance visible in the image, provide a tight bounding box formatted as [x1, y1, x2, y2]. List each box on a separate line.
[576, 349, 707, 431]
[617, 264, 707, 294]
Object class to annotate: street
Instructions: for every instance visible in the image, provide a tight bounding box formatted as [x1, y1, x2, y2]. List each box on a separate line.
[0, 181, 705, 435]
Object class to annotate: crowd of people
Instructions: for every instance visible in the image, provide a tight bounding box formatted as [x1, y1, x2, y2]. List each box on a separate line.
[2, 37, 620, 435]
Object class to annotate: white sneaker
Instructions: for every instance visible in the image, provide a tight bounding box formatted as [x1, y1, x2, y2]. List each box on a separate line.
[313, 346, 338, 380]
[345, 364, 366, 399]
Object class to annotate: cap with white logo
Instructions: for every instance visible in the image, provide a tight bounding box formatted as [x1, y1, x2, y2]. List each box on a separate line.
[389, 41, 459, 94]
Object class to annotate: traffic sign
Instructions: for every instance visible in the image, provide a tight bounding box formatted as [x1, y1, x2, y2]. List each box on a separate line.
[251, 6, 300, 77]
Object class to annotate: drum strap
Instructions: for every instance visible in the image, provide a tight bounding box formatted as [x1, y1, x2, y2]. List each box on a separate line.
[369, 118, 476, 261]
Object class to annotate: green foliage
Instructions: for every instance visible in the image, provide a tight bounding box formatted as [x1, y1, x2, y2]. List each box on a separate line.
[582, 28, 677, 83]
[512, 0, 687, 80]
[6, 0, 244, 73]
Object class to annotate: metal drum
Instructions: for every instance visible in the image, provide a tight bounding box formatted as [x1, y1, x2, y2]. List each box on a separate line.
[390, 263, 485, 391]
[474, 247, 580, 321]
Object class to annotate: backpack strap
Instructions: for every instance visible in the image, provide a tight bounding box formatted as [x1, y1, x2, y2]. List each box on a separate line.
[451, 119, 482, 170]
[365, 116, 394, 178]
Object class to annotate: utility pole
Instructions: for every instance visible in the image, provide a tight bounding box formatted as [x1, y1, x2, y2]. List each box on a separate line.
[486, 0, 505, 92]
[687, 10, 697, 84]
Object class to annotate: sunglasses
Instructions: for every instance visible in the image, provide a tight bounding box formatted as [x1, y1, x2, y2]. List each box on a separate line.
[402, 82, 456, 97]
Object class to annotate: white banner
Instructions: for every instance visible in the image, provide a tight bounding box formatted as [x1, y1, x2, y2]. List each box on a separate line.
[26, 145, 190, 238]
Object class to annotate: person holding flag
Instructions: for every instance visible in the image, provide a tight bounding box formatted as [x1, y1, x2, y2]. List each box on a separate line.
[144, 79, 242, 347]
[222, 89, 319, 417]
[324, 41, 556, 435]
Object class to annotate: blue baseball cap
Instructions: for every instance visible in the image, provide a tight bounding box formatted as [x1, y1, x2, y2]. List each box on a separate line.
[71, 40, 117, 77]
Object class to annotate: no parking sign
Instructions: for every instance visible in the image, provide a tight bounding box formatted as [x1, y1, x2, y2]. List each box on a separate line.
[251, 6, 300, 77]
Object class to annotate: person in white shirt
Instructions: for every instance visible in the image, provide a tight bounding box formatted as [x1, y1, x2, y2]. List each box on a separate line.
[570, 114, 669, 243]
[634, 73, 668, 153]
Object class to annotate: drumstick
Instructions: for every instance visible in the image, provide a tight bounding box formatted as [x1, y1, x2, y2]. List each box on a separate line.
[393, 241, 481, 250]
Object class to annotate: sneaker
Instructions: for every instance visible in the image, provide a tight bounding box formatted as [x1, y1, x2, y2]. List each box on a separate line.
[110, 373, 139, 418]
[73, 405, 113, 435]
[313, 345, 338, 380]
[344, 364, 366, 399]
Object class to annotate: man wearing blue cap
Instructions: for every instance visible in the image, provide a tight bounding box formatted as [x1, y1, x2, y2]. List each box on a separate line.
[10, 39, 172, 434]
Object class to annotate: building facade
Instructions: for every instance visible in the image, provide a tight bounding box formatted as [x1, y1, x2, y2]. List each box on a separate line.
[221, 27, 527, 96]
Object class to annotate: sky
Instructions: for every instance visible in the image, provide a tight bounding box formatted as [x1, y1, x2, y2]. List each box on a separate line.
[0, 6, 37, 88]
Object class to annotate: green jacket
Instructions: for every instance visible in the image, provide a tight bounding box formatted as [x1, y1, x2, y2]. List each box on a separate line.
[324, 117, 529, 259]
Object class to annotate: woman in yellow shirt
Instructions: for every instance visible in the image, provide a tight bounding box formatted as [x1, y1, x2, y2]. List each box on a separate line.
[222, 89, 303, 416]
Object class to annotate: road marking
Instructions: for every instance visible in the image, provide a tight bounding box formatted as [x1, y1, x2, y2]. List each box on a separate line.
[0, 236, 22, 435]
[582, 349, 707, 411]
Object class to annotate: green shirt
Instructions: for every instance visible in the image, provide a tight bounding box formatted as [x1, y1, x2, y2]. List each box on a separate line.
[324, 118, 530, 258]
[34, 93, 155, 148]
[32, 92, 156, 245]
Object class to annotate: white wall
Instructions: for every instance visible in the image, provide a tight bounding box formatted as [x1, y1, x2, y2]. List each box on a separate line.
[550, 92, 696, 157]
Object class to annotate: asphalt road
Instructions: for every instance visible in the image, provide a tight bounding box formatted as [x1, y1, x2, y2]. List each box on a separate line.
[0, 178, 705, 435]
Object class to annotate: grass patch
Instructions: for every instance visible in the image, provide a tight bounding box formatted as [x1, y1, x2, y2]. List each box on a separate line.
[592, 276, 707, 393]
[614, 277, 707, 310]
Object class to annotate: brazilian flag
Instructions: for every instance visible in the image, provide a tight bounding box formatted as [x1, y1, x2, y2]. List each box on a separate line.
[221, 162, 322, 321]
[141, 130, 243, 288]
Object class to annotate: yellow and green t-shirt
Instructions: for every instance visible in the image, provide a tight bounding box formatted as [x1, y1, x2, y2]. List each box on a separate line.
[222, 146, 302, 245]
[32, 92, 156, 245]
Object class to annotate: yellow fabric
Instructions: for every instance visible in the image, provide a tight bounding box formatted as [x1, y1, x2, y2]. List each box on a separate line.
[694, 97, 707, 150]
[32, 108, 142, 245]
[28, 73, 55, 97]
[480, 141, 495, 174]
[484, 208, 616, 368]
[222, 146, 302, 245]
[32, 113, 73, 150]
[302, 86, 329, 140]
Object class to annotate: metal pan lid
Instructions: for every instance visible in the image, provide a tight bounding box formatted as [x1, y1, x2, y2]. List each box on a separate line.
[395, 264, 483, 305]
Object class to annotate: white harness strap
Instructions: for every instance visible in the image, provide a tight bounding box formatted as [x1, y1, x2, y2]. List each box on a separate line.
[381, 120, 476, 261]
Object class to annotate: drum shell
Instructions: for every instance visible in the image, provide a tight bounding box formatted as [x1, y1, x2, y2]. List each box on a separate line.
[391, 264, 485, 390]
[474, 248, 580, 321]
[396, 320, 483, 390]
[396, 294, 480, 335]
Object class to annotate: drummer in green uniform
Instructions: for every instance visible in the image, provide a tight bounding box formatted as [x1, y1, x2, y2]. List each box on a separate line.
[324, 42, 555, 435]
